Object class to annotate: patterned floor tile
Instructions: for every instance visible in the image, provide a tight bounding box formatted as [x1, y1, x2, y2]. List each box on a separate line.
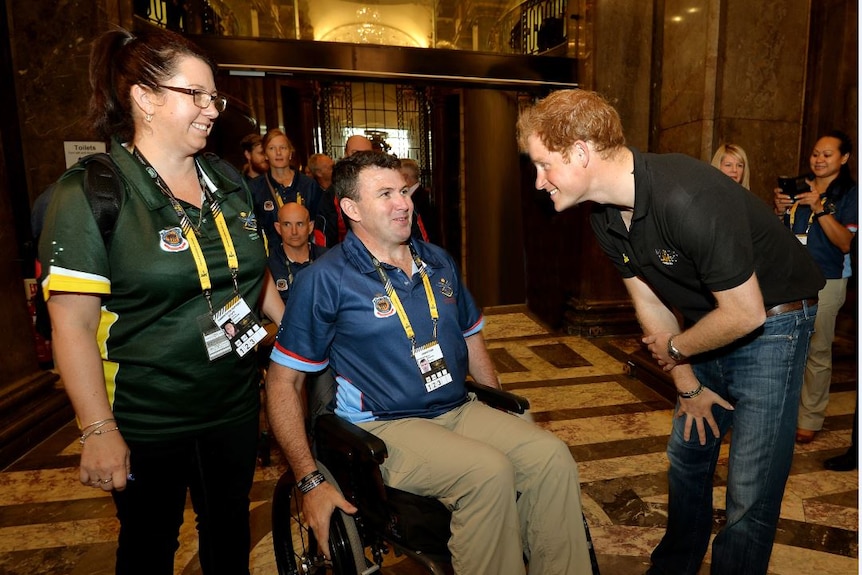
[1, 306, 855, 574]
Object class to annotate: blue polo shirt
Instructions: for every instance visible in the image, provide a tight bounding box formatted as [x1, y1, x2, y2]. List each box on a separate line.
[267, 242, 328, 303]
[271, 232, 482, 423]
[249, 171, 337, 248]
[783, 179, 857, 279]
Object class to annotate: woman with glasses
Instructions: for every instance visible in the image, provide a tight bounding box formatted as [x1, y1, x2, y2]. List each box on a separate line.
[38, 26, 283, 574]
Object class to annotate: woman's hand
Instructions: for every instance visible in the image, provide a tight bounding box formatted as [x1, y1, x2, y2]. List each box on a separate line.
[792, 181, 822, 211]
[79, 430, 132, 491]
[773, 187, 795, 215]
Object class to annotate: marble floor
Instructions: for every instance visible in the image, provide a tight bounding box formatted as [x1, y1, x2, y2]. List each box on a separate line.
[0, 305, 857, 574]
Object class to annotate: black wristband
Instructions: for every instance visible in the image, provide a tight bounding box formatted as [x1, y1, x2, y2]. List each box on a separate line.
[297, 470, 326, 494]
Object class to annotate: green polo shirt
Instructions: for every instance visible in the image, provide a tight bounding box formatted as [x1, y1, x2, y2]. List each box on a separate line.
[40, 140, 267, 442]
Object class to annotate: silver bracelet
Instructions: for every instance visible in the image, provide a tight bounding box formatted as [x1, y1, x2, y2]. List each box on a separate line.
[80, 418, 115, 433]
[80, 424, 120, 445]
[677, 383, 704, 399]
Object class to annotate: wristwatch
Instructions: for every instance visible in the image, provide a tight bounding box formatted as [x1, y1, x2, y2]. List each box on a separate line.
[667, 336, 686, 362]
[814, 202, 836, 220]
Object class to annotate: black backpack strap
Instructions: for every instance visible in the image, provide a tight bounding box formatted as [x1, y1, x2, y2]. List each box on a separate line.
[80, 153, 123, 244]
[202, 151, 244, 187]
[200, 151, 260, 229]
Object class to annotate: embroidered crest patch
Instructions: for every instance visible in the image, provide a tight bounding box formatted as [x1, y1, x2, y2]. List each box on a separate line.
[655, 248, 679, 266]
[437, 278, 454, 298]
[159, 227, 189, 252]
[239, 211, 258, 232]
[372, 295, 396, 318]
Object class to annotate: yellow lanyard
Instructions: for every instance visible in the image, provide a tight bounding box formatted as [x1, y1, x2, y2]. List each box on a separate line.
[369, 244, 438, 349]
[134, 150, 239, 310]
[266, 171, 304, 208]
[788, 196, 826, 231]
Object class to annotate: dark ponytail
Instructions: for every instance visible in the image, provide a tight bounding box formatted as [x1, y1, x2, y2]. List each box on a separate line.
[823, 129, 855, 200]
[87, 26, 216, 142]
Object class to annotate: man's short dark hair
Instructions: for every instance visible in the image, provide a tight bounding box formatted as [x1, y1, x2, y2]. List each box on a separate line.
[240, 133, 262, 153]
[332, 151, 401, 201]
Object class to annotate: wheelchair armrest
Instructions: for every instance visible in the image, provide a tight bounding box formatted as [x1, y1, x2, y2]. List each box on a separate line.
[466, 381, 530, 414]
[315, 413, 388, 465]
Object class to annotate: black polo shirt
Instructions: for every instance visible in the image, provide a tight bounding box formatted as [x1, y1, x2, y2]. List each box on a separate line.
[591, 148, 825, 324]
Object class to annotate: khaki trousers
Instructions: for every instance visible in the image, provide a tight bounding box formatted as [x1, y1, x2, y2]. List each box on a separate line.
[358, 396, 593, 575]
[798, 278, 848, 431]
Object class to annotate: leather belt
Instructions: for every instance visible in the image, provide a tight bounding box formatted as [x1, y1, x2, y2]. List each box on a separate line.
[765, 298, 817, 317]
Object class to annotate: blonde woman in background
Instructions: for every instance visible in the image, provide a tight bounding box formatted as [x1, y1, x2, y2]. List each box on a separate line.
[712, 143, 750, 189]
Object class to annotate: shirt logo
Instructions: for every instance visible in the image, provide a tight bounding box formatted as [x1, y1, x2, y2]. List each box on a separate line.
[622, 252, 630, 264]
[264, 200, 275, 212]
[239, 211, 257, 232]
[655, 248, 679, 266]
[275, 278, 289, 292]
[372, 295, 396, 318]
[437, 278, 454, 298]
[159, 227, 189, 252]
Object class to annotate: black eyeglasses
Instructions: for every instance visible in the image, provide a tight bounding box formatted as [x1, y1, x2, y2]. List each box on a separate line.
[157, 85, 228, 113]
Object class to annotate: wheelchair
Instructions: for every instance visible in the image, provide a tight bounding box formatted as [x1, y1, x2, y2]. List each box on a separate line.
[271, 378, 600, 574]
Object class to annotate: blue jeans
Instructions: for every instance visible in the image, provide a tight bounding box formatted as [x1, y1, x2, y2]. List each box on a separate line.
[112, 415, 259, 575]
[649, 305, 816, 575]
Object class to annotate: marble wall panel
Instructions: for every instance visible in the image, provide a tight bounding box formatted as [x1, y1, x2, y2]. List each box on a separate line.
[7, 0, 107, 204]
[718, 0, 810, 123]
[713, 117, 802, 205]
[659, 0, 711, 132]
[655, 122, 703, 156]
[593, 0, 654, 149]
[709, 0, 811, 202]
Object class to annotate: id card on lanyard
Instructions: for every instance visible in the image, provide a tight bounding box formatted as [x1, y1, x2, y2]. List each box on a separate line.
[134, 148, 265, 361]
[369, 244, 452, 393]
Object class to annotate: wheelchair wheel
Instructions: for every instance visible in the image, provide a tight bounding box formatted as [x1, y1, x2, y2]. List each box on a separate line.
[272, 461, 370, 575]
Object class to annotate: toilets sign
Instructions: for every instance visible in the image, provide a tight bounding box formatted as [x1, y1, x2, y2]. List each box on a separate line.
[64, 141, 107, 168]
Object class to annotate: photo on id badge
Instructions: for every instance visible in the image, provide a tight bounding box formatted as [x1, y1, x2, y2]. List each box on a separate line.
[212, 295, 267, 357]
[414, 341, 453, 393]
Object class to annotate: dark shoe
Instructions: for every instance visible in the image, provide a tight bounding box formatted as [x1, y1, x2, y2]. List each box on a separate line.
[795, 428, 817, 443]
[824, 450, 857, 471]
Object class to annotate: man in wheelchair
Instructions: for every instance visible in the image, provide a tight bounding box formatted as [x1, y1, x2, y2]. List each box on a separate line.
[266, 151, 595, 574]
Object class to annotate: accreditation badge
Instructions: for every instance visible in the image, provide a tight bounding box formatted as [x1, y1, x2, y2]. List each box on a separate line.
[211, 294, 268, 358]
[795, 233, 808, 245]
[414, 340, 453, 393]
[197, 313, 232, 361]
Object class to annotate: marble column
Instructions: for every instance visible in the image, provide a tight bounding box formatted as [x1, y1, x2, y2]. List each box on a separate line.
[462, 89, 527, 308]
